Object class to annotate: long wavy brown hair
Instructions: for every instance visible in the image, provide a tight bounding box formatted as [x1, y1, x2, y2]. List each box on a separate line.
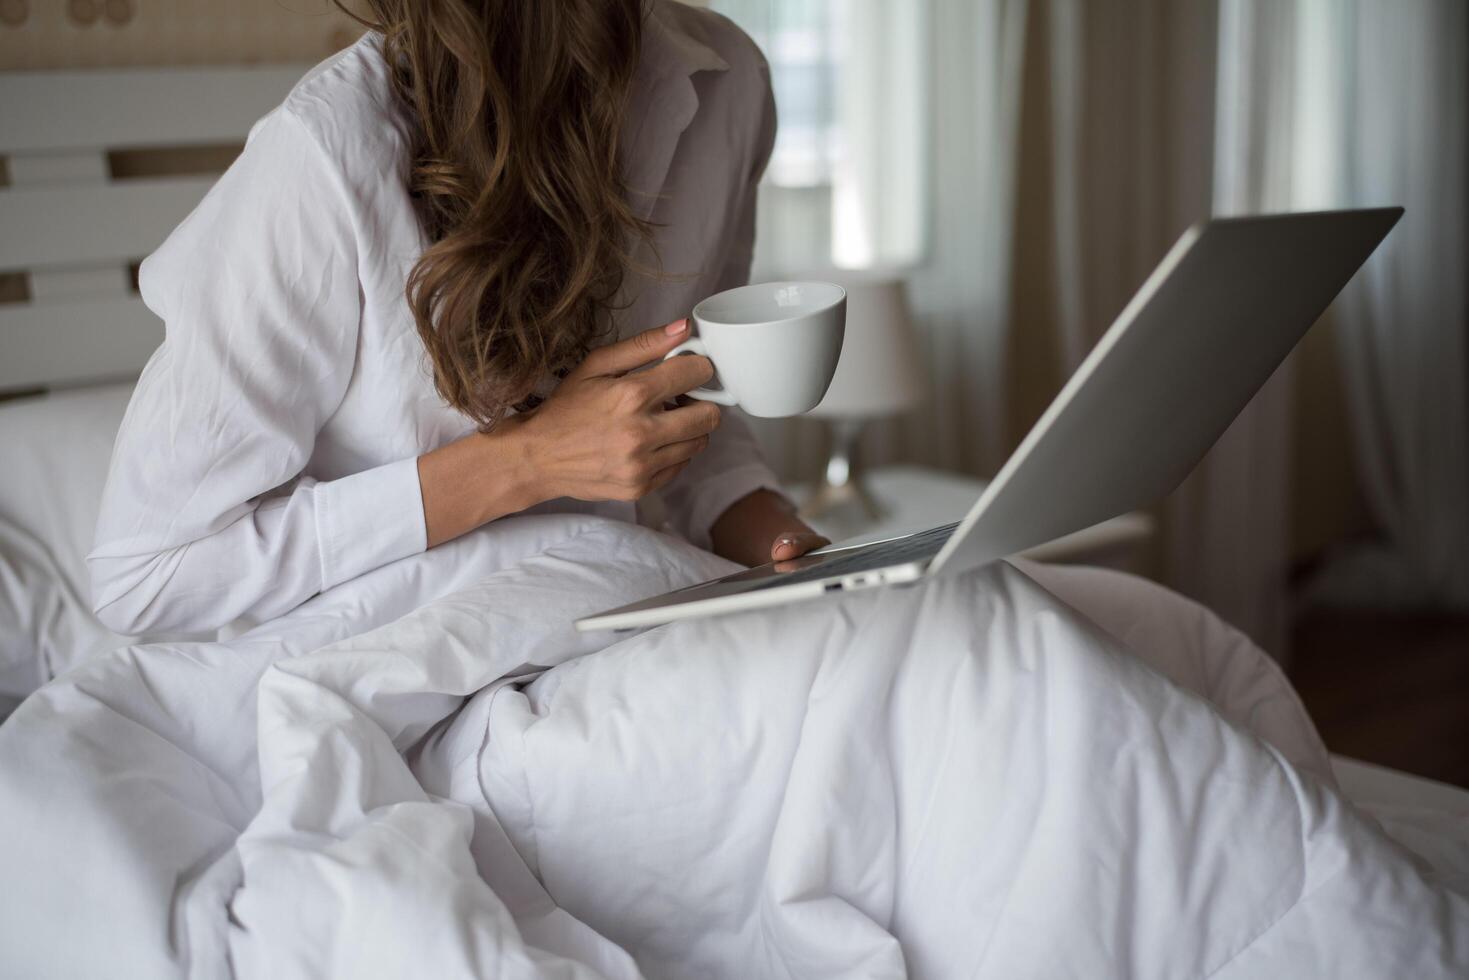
[340, 0, 654, 428]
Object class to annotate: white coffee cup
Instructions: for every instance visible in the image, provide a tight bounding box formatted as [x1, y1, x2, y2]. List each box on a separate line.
[663, 280, 847, 418]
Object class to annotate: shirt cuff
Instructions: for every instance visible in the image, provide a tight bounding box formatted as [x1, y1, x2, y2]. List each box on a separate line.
[680, 461, 789, 551]
[314, 456, 428, 591]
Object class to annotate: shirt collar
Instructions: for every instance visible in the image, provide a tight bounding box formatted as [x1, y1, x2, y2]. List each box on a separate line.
[619, 4, 732, 224]
[642, 2, 731, 80]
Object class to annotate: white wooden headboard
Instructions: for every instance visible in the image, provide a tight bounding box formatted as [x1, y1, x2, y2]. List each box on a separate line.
[0, 65, 310, 393]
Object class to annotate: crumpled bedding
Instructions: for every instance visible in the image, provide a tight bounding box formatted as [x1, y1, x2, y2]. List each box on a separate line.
[0, 514, 1464, 978]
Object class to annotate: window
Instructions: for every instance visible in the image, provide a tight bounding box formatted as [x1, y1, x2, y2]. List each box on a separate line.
[712, 0, 928, 272]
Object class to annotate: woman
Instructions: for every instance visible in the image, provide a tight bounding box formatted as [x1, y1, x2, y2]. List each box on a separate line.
[74, 2, 1466, 977]
[88, 0, 826, 636]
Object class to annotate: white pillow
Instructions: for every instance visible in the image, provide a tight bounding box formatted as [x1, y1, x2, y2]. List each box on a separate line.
[0, 384, 136, 698]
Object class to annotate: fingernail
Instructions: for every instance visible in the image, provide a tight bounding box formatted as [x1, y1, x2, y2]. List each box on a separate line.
[665, 318, 689, 336]
[777, 535, 796, 549]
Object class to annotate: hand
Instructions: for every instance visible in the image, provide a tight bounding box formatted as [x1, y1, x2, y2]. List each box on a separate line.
[515, 318, 722, 502]
[710, 489, 830, 568]
[772, 531, 831, 563]
[416, 318, 719, 548]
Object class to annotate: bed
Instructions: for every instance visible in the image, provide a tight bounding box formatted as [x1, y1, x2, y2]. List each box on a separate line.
[1, 63, 1466, 978]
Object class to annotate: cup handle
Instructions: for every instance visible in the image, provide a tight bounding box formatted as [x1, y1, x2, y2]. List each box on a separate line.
[662, 337, 738, 406]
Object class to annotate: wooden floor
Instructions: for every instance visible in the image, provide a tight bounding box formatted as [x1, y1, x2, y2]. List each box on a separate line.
[1289, 611, 1469, 789]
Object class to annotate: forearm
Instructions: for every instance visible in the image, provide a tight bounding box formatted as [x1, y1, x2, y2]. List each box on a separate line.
[417, 418, 543, 548]
[418, 320, 722, 548]
[90, 459, 425, 635]
[420, 431, 826, 566]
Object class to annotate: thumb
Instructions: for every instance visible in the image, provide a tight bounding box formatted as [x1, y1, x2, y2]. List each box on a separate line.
[576, 318, 690, 377]
[771, 530, 830, 562]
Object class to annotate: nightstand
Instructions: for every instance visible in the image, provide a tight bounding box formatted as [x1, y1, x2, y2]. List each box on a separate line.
[788, 464, 1155, 570]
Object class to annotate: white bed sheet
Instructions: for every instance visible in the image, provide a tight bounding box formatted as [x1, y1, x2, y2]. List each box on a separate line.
[0, 514, 1464, 978]
[1332, 755, 1469, 895]
[0, 384, 153, 699]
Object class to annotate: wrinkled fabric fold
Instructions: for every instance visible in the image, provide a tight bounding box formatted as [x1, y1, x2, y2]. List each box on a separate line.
[6, 515, 1465, 978]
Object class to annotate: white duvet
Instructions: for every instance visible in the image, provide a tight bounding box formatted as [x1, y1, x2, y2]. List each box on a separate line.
[1, 514, 1464, 978]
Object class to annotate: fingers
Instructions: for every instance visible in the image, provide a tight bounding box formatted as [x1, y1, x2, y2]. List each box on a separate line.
[647, 433, 710, 472]
[636, 352, 716, 405]
[649, 399, 722, 446]
[576, 318, 689, 378]
[771, 531, 831, 562]
[615, 447, 697, 502]
[643, 459, 691, 496]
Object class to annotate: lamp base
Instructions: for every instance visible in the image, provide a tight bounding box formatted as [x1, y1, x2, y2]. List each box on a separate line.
[799, 418, 885, 533]
[801, 475, 884, 522]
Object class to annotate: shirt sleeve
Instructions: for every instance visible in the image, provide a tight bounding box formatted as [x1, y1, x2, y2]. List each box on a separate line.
[87, 107, 427, 636]
[658, 65, 789, 550]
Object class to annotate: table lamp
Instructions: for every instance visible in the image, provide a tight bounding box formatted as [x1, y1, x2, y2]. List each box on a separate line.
[802, 274, 923, 523]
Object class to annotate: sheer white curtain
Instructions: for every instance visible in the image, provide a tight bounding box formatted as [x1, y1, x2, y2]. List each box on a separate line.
[712, 0, 1026, 482]
[1171, 0, 1300, 656]
[882, 0, 1029, 479]
[1023, 0, 1307, 653]
[716, 0, 1294, 651]
[1036, 0, 1467, 648]
[1197, 0, 1469, 629]
[702, 0, 1465, 644]
[1292, 0, 1469, 610]
[710, 0, 926, 278]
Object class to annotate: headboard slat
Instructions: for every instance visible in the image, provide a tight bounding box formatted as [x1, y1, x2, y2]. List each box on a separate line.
[8, 150, 108, 186]
[0, 177, 215, 272]
[0, 297, 163, 391]
[30, 267, 132, 302]
[0, 67, 308, 155]
[0, 64, 310, 394]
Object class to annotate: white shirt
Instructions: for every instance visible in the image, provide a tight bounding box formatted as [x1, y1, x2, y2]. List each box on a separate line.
[89, 3, 782, 636]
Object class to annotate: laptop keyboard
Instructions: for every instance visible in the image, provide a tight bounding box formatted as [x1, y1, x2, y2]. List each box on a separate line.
[754, 521, 961, 589]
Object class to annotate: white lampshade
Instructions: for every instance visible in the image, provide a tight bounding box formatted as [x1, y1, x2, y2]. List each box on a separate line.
[810, 273, 923, 418]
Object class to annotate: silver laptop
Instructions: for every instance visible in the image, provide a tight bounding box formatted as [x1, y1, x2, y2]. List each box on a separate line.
[577, 208, 1402, 632]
